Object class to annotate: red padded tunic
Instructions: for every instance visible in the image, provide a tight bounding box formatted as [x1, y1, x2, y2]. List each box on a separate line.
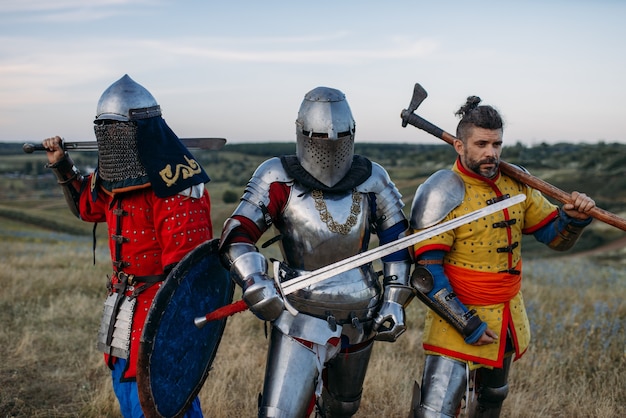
[78, 177, 213, 380]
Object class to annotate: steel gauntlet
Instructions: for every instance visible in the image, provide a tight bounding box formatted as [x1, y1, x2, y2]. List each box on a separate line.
[374, 261, 414, 342]
[229, 249, 284, 321]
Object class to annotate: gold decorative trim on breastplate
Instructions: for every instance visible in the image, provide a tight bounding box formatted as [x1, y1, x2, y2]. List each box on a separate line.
[312, 189, 362, 235]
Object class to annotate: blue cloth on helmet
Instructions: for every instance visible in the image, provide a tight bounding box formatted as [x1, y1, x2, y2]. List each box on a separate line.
[136, 117, 210, 198]
[111, 359, 204, 418]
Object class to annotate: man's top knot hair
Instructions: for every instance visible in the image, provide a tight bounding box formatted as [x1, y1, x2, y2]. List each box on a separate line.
[454, 95, 504, 140]
[455, 96, 482, 119]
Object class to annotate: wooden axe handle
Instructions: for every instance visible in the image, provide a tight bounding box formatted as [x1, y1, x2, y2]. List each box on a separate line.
[401, 110, 626, 232]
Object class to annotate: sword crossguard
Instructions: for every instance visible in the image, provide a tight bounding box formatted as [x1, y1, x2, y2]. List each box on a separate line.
[272, 260, 299, 317]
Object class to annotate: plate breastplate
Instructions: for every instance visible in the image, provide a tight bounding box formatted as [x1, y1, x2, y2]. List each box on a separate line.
[278, 183, 381, 323]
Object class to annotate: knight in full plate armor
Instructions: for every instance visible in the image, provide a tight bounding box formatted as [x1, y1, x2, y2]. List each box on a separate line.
[41, 74, 212, 418]
[407, 96, 596, 418]
[219, 86, 414, 417]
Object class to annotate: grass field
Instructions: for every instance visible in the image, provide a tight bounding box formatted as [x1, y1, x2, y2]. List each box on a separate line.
[1, 147, 625, 417]
[0, 196, 624, 417]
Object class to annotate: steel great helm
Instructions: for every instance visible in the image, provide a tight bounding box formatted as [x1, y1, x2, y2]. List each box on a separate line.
[295, 87, 356, 188]
[94, 74, 161, 185]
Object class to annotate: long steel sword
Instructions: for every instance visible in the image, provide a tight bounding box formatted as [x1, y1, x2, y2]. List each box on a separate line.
[194, 193, 526, 327]
[22, 137, 227, 153]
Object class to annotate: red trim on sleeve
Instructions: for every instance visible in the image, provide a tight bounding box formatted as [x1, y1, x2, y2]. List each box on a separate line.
[413, 243, 451, 259]
[522, 209, 559, 234]
[229, 182, 291, 244]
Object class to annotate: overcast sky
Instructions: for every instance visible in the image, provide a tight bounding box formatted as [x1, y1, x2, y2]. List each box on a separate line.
[1, 0, 624, 146]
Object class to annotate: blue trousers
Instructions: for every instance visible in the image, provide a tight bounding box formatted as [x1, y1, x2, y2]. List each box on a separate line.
[111, 359, 204, 418]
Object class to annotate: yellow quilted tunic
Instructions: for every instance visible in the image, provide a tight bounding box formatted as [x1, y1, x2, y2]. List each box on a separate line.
[412, 159, 559, 368]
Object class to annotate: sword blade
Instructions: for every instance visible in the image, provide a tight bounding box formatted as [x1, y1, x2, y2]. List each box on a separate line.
[22, 137, 227, 153]
[193, 193, 526, 328]
[281, 194, 526, 295]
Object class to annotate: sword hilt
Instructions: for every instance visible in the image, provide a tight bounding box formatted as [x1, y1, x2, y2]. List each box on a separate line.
[194, 299, 248, 328]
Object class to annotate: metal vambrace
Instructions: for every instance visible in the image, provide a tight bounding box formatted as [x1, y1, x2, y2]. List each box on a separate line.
[374, 261, 415, 342]
[411, 266, 486, 344]
[229, 249, 284, 322]
[46, 152, 83, 218]
[549, 221, 587, 251]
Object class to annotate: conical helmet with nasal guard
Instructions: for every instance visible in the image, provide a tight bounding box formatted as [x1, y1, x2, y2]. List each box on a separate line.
[95, 74, 162, 122]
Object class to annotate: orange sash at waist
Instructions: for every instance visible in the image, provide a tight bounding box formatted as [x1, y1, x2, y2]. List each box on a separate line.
[444, 260, 522, 305]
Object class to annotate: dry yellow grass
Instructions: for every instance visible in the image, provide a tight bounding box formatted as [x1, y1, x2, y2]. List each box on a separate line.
[1, 226, 624, 417]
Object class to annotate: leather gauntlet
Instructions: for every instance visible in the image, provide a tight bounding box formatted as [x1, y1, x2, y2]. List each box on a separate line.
[411, 266, 486, 344]
[46, 152, 83, 218]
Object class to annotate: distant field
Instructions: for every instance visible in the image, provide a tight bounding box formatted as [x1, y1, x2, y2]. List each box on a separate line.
[2, 140, 626, 254]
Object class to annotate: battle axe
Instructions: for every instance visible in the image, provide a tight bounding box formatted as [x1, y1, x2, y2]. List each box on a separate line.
[400, 83, 626, 232]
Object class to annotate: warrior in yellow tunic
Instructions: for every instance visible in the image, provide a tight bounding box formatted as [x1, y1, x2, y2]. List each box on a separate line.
[415, 159, 559, 368]
[408, 96, 596, 418]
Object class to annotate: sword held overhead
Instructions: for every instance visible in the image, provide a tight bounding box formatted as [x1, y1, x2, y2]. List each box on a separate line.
[22, 137, 227, 153]
[194, 193, 527, 328]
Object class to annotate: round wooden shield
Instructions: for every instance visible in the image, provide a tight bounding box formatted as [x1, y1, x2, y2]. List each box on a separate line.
[137, 238, 233, 418]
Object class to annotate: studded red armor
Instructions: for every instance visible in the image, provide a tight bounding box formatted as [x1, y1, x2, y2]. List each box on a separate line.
[79, 178, 213, 379]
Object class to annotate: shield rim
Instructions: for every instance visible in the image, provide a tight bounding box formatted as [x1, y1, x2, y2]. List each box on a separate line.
[136, 238, 232, 418]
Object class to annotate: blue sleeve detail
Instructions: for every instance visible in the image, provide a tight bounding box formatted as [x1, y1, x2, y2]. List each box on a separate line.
[464, 322, 488, 344]
[533, 209, 592, 244]
[379, 221, 410, 262]
[419, 250, 484, 344]
[532, 220, 557, 244]
[418, 250, 453, 298]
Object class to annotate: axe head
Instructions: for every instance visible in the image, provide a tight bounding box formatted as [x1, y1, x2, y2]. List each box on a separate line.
[401, 83, 428, 127]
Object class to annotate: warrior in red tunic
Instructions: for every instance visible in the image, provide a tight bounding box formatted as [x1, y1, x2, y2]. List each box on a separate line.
[41, 75, 212, 418]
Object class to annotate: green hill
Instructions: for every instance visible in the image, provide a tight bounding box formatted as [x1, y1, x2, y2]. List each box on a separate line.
[2, 141, 625, 258]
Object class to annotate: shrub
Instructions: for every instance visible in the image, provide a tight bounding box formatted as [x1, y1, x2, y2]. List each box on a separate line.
[222, 189, 239, 204]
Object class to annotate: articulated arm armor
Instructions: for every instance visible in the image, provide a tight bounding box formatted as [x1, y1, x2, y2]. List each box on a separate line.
[547, 210, 591, 251]
[46, 152, 85, 218]
[358, 162, 414, 342]
[221, 238, 284, 322]
[411, 262, 486, 344]
[218, 159, 291, 322]
[374, 260, 414, 342]
[409, 170, 486, 344]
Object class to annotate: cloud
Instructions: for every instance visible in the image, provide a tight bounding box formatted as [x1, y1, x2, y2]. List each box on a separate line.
[136, 37, 439, 64]
[1, 0, 154, 22]
[2, 0, 139, 12]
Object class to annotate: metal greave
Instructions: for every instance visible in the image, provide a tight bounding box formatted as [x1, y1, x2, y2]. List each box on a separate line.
[259, 327, 319, 418]
[318, 341, 373, 417]
[466, 356, 512, 418]
[413, 355, 467, 418]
